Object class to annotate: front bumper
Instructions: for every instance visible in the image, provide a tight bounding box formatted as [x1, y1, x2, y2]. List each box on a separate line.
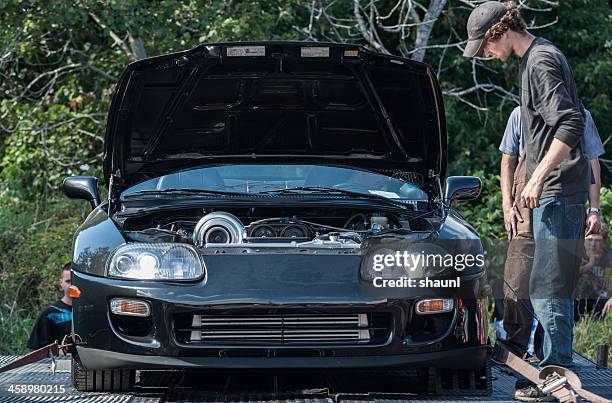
[76, 344, 489, 370]
[72, 267, 487, 371]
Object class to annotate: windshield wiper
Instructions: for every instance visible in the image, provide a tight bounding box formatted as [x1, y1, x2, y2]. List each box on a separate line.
[123, 187, 415, 209]
[122, 188, 248, 199]
[258, 186, 412, 208]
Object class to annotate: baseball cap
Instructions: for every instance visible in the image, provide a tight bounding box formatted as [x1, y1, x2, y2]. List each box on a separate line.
[463, 1, 508, 58]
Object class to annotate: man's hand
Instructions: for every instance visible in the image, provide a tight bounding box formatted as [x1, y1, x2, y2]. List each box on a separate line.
[602, 298, 612, 316]
[503, 205, 524, 240]
[584, 213, 601, 237]
[520, 176, 544, 209]
[521, 139, 572, 209]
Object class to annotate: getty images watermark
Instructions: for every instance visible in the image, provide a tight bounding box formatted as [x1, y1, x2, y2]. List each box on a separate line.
[370, 250, 485, 288]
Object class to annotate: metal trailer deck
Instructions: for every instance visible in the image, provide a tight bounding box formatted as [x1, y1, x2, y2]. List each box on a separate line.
[0, 354, 610, 402]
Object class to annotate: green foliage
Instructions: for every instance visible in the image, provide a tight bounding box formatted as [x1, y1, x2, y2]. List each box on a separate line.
[0, 0, 303, 195]
[541, 0, 611, 145]
[0, 194, 89, 354]
[600, 187, 612, 229]
[455, 170, 505, 240]
[573, 314, 612, 363]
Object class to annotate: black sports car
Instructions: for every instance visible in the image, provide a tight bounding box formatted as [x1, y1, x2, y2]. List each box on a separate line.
[64, 42, 488, 393]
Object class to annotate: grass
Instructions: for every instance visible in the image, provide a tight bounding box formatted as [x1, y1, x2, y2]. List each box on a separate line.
[573, 313, 612, 363]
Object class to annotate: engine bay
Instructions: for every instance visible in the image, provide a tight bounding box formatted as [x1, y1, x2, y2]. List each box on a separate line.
[120, 206, 438, 248]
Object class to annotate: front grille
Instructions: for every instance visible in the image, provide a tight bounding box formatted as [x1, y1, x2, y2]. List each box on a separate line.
[174, 312, 392, 346]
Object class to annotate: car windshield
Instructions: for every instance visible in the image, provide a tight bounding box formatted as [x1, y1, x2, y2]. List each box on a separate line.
[121, 164, 428, 201]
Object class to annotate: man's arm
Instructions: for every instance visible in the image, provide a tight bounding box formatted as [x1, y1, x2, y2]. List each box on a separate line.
[531, 58, 585, 149]
[501, 154, 517, 210]
[585, 158, 602, 236]
[589, 158, 601, 209]
[501, 153, 521, 238]
[520, 138, 571, 208]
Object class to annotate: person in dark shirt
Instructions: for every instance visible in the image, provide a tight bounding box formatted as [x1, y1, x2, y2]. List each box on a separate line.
[463, 2, 589, 400]
[497, 106, 603, 359]
[27, 263, 73, 352]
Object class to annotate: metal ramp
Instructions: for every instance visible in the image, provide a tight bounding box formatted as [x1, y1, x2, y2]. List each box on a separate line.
[0, 354, 610, 402]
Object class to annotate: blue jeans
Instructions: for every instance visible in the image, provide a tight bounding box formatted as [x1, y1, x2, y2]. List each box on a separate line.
[530, 192, 587, 367]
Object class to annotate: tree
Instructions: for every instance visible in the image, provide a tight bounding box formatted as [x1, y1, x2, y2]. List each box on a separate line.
[299, 1, 562, 106]
[0, 0, 304, 197]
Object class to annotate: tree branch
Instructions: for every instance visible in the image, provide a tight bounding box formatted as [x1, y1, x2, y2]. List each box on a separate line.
[353, 0, 389, 54]
[89, 12, 146, 61]
[412, 0, 448, 62]
[443, 83, 519, 103]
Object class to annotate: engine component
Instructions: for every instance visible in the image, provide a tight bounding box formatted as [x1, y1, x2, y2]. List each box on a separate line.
[129, 209, 417, 247]
[343, 213, 368, 231]
[280, 225, 308, 238]
[398, 220, 411, 230]
[370, 214, 389, 229]
[193, 212, 245, 246]
[301, 231, 362, 248]
[316, 231, 362, 244]
[245, 221, 310, 243]
[250, 224, 276, 238]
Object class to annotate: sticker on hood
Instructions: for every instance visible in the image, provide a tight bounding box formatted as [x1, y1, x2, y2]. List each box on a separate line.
[301, 47, 330, 58]
[227, 46, 265, 57]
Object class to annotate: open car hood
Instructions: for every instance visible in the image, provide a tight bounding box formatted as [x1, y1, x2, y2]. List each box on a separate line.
[104, 42, 447, 190]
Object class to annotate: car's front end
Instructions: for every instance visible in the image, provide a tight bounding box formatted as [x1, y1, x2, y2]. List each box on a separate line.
[72, 206, 488, 372]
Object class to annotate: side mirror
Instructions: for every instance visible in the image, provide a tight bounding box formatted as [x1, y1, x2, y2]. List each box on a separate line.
[63, 176, 100, 209]
[444, 176, 482, 204]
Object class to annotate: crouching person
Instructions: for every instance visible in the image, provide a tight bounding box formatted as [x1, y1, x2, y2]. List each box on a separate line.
[27, 263, 73, 354]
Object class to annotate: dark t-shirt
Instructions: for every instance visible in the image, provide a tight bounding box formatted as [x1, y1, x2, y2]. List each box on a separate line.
[519, 37, 590, 198]
[27, 300, 72, 350]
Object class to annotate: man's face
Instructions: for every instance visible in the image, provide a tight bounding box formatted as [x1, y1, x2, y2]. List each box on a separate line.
[60, 270, 71, 297]
[483, 34, 513, 61]
[585, 234, 605, 263]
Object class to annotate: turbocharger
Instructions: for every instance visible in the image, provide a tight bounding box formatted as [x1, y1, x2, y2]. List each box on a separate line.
[192, 212, 245, 246]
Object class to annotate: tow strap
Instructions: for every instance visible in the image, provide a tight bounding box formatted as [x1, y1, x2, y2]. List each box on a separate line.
[0, 334, 81, 374]
[493, 343, 609, 403]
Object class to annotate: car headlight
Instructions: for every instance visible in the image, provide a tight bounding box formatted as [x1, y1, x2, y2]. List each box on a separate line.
[108, 243, 205, 280]
[361, 248, 413, 280]
[360, 244, 450, 281]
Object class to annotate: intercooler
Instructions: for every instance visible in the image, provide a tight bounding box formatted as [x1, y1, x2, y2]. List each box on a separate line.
[174, 312, 392, 346]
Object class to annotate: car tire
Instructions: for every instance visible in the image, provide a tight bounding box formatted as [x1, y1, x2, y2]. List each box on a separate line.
[419, 360, 492, 395]
[71, 358, 134, 392]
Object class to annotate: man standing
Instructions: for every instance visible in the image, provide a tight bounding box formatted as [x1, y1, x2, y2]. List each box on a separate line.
[499, 106, 604, 359]
[27, 263, 73, 352]
[464, 1, 590, 399]
[498, 106, 541, 360]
